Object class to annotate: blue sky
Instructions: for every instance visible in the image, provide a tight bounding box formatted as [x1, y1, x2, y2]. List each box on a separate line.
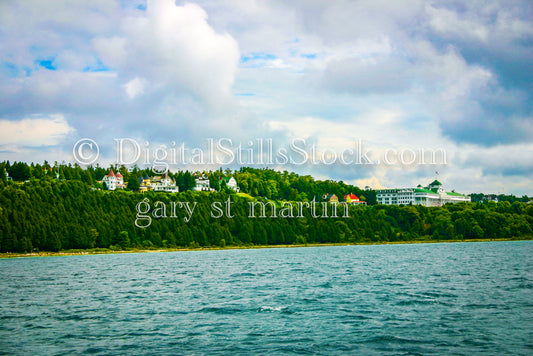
[0, 0, 532, 195]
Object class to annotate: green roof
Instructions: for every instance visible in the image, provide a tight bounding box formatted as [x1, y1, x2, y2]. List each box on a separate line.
[429, 179, 442, 186]
[414, 188, 436, 194]
[446, 191, 466, 196]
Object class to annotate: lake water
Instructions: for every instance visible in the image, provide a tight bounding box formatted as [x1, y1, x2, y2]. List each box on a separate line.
[1, 241, 532, 355]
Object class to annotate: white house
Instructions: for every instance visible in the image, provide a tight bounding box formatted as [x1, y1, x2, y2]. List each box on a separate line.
[376, 180, 470, 207]
[150, 172, 179, 193]
[102, 170, 126, 190]
[220, 176, 240, 192]
[193, 174, 214, 191]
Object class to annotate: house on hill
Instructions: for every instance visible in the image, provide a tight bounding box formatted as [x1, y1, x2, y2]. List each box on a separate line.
[138, 174, 150, 192]
[138, 172, 179, 193]
[149, 172, 179, 193]
[344, 193, 366, 205]
[323, 193, 338, 203]
[102, 170, 126, 190]
[220, 176, 240, 192]
[193, 174, 215, 192]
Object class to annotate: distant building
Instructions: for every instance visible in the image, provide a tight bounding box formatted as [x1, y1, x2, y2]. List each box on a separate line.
[220, 176, 240, 192]
[376, 180, 470, 207]
[149, 172, 179, 193]
[344, 193, 366, 205]
[323, 193, 339, 203]
[193, 174, 215, 192]
[139, 174, 151, 192]
[138, 172, 179, 193]
[102, 170, 126, 190]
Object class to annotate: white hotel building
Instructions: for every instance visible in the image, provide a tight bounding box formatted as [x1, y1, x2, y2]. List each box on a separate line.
[376, 180, 470, 207]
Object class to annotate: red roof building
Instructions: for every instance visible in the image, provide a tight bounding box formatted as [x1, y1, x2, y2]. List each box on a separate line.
[344, 193, 359, 201]
[101, 169, 125, 190]
[344, 193, 366, 205]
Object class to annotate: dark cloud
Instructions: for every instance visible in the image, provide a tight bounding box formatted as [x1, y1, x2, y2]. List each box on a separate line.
[437, 83, 533, 145]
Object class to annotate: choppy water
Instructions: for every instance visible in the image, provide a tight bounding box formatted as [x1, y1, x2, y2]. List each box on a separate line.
[1, 241, 532, 355]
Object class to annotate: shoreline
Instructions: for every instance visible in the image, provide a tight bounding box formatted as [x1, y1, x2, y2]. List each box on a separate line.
[0, 237, 531, 259]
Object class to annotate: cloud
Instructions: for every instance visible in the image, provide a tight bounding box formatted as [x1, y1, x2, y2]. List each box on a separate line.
[94, 0, 240, 106]
[123, 77, 146, 99]
[418, 45, 533, 146]
[0, 0, 247, 152]
[426, 1, 533, 44]
[0, 114, 75, 147]
[421, 2, 533, 146]
[91, 36, 127, 69]
[457, 143, 533, 177]
[322, 54, 411, 95]
[0, 0, 532, 195]
[426, 3, 490, 43]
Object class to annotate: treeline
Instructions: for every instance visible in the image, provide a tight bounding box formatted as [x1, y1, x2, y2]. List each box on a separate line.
[234, 167, 376, 203]
[3, 161, 530, 205]
[0, 179, 531, 253]
[0, 161, 375, 203]
[470, 193, 530, 203]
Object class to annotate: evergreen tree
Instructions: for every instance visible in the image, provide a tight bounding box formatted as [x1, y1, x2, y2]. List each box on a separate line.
[128, 176, 140, 191]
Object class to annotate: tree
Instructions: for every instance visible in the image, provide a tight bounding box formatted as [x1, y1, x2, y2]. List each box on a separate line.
[8, 162, 30, 181]
[117, 231, 131, 249]
[128, 176, 140, 191]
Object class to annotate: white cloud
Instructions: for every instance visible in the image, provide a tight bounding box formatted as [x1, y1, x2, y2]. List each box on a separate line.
[426, 4, 490, 43]
[0, 114, 75, 146]
[426, 2, 533, 45]
[123, 77, 146, 99]
[94, 0, 240, 106]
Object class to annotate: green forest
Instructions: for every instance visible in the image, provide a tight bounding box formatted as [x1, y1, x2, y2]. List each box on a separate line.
[0, 161, 532, 253]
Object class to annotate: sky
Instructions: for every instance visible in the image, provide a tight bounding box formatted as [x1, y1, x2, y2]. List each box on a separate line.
[0, 0, 532, 195]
